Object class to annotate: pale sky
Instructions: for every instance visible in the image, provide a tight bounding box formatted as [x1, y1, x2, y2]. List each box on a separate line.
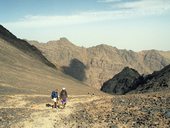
[0, 0, 170, 51]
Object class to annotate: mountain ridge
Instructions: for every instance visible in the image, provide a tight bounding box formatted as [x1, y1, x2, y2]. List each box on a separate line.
[29, 38, 170, 89]
[0, 25, 56, 69]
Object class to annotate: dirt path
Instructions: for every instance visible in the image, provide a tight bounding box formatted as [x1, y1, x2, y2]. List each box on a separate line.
[0, 95, 102, 128]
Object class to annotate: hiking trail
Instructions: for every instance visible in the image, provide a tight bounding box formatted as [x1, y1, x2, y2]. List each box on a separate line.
[1, 95, 101, 128]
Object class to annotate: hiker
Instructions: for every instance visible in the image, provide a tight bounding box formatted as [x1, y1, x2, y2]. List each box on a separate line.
[60, 88, 68, 108]
[51, 89, 59, 108]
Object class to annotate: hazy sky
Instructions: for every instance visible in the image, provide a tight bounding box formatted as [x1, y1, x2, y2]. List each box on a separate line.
[0, 0, 170, 51]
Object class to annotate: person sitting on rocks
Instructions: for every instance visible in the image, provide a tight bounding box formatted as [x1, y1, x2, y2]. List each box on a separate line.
[60, 88, 68, 108]
[51, 89, 59, 108]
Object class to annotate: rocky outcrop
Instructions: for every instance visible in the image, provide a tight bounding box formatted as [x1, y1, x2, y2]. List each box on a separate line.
[101, 64, 170, 94]
[134, 64, 170, 93]
[101, 67, 140, 94]
[28, 38, 170, 89]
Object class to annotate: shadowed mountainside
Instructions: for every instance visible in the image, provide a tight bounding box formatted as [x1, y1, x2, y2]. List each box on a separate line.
[29, 38, 170, 89]
[62, 58, 87, 81]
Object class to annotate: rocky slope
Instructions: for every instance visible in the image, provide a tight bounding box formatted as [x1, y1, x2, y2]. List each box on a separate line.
[29, 39, 170, 89]
[0, 25, 102, 95]
[101, 64, 170, 94]
[0, 25, 56, 69]
[134, 64, 170, 93]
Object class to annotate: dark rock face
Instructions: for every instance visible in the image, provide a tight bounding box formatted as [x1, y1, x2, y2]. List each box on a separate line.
[0, 25, 56, 69]
[101, 67, 140, 94]
[101, 64, 170, 95]
[135, 64, 170, 92]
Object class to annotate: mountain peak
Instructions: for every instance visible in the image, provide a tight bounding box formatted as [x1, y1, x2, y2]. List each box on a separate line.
[59, 37, 70, 42]
[94, 44, 117, 50]
[121, 66, 138, 74]
[114, 66, 140, 80]
[47, 37, 75, 47]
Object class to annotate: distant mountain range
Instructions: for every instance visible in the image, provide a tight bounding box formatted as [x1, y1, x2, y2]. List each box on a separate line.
[28, 38, 170, 89]
[0, 24, 169, 95]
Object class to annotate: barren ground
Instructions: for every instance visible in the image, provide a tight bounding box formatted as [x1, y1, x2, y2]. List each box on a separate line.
[0, 91, 170, 128]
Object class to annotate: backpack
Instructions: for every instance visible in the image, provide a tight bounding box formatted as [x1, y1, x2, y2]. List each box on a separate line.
[51, 91, 57, 99]
[60, 90, 67, 99]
